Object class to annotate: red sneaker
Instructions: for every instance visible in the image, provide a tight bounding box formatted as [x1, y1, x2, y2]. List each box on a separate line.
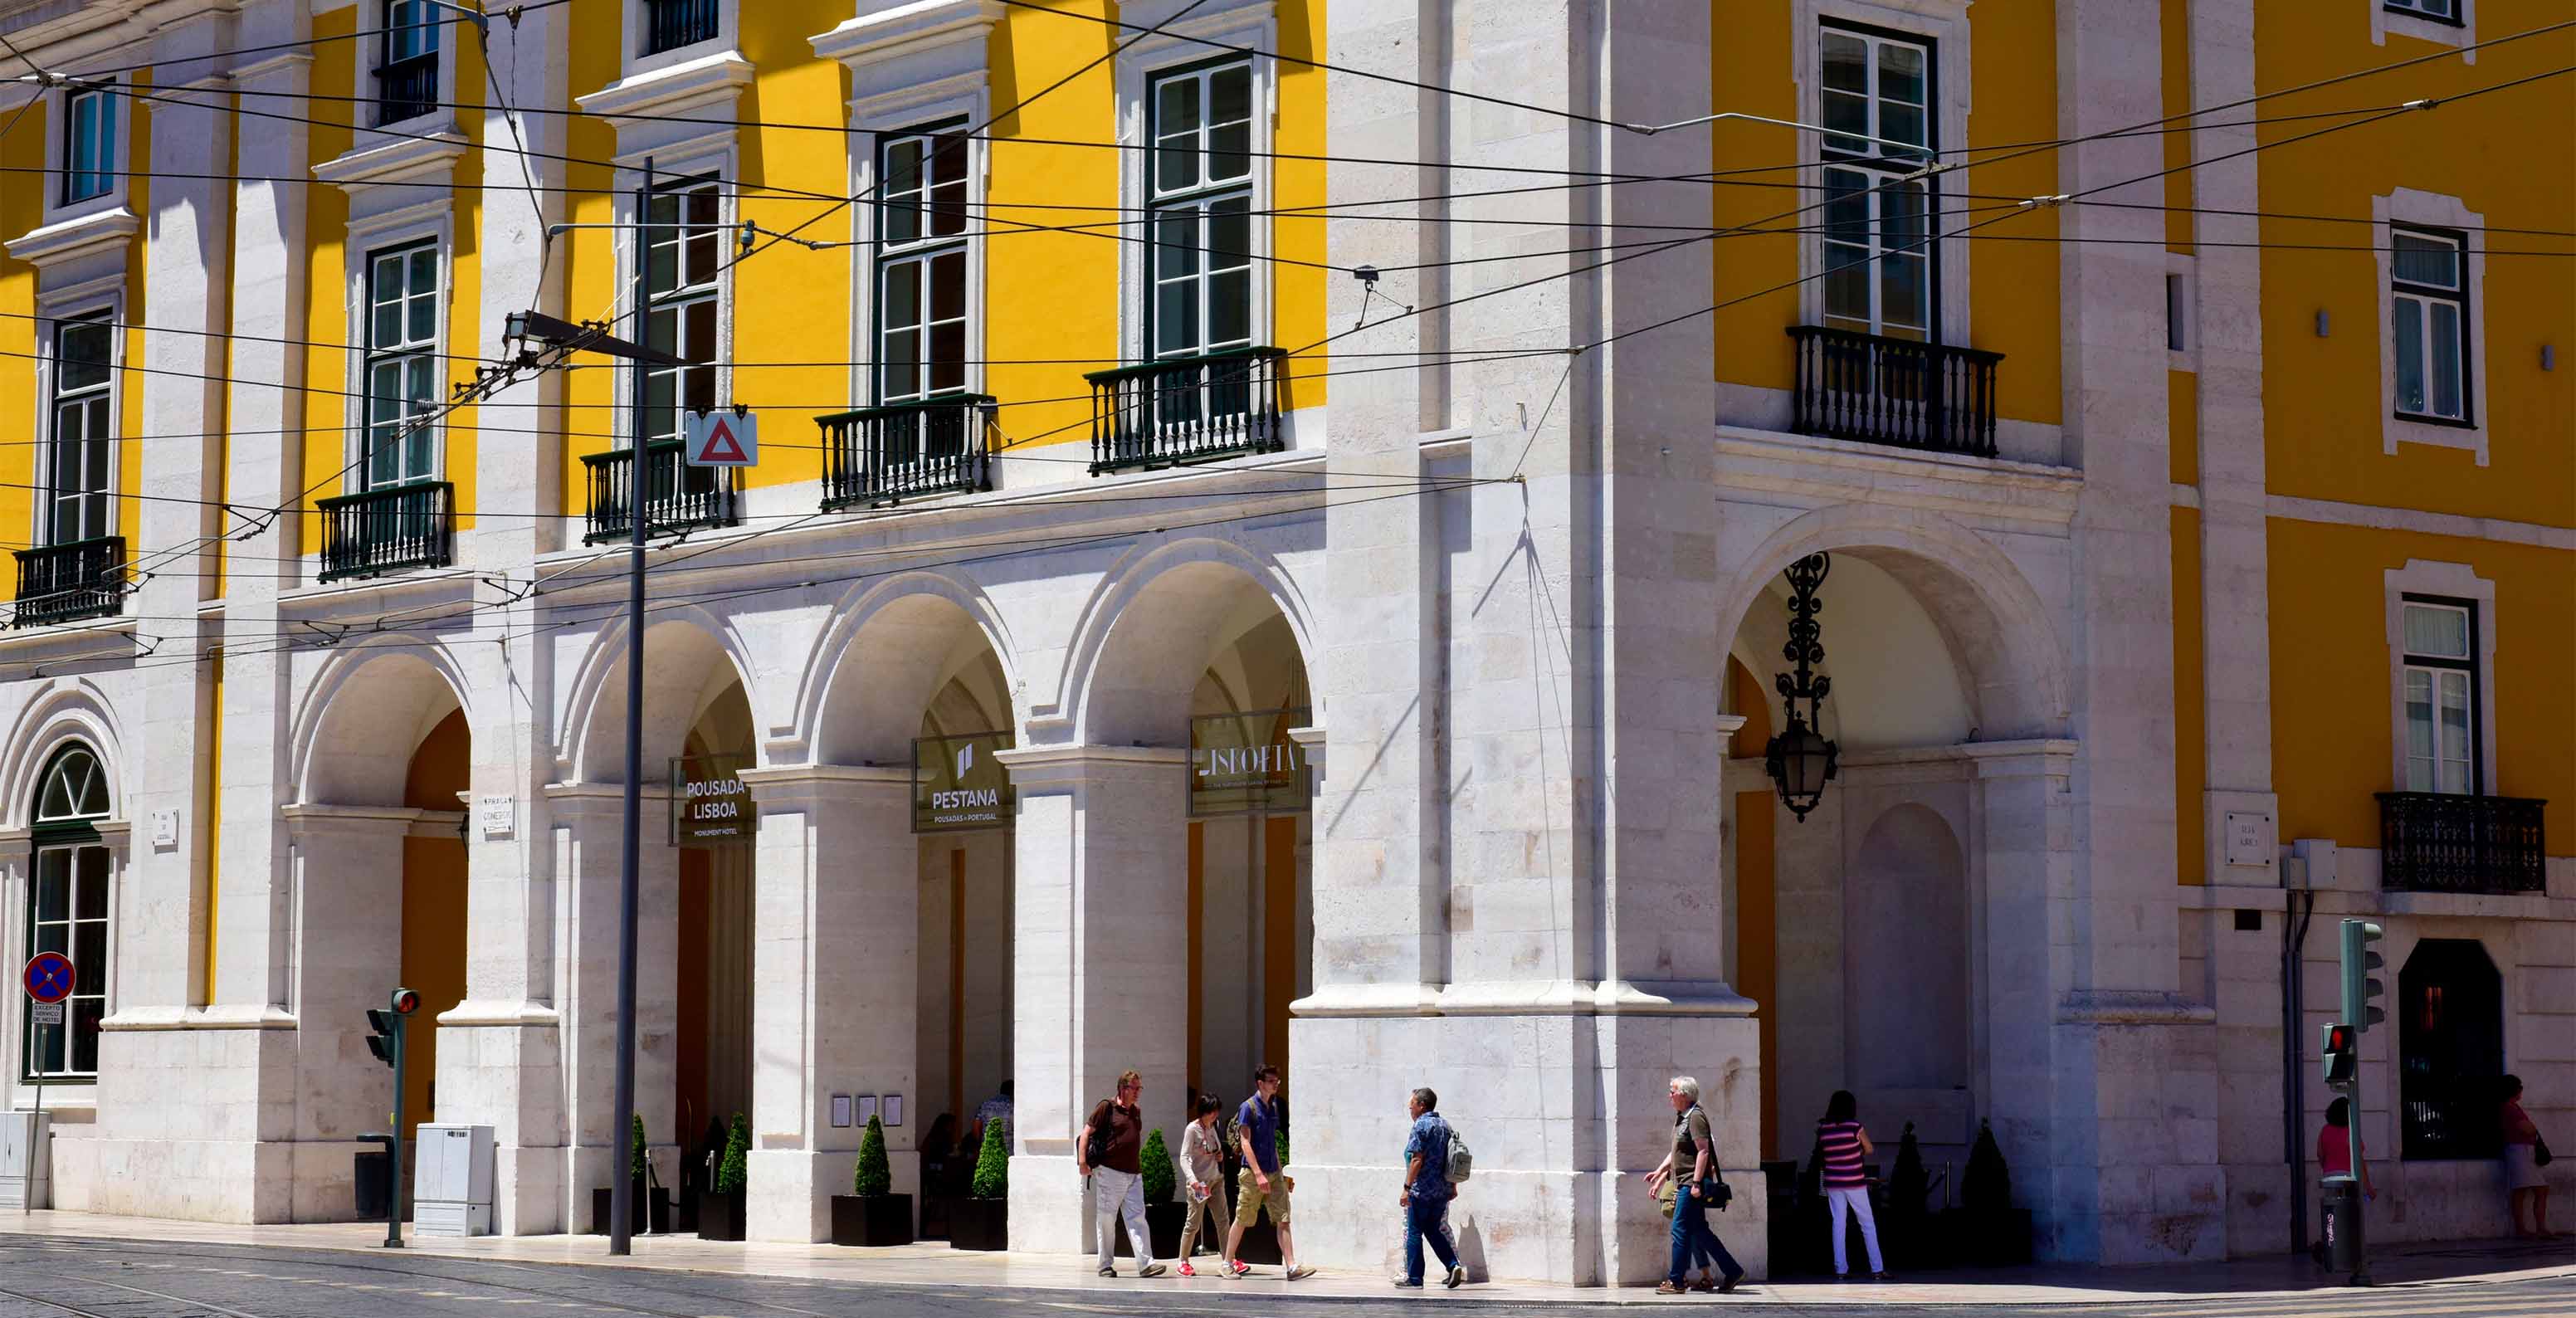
[1178, 1262, 1196, 1277]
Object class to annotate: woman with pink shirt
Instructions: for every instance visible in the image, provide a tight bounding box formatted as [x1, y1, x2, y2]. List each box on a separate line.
[2501, 1075, 2555, 1238]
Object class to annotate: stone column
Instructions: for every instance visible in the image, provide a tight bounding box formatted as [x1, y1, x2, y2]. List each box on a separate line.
[998, 745, 1188, 1254]
[741, 767, 918, 1242]
[279, 806, 411, 1221]
[545, 785, 678, 1231]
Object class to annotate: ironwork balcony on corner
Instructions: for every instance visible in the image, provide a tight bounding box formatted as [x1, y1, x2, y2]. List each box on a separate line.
[643, 0, 720, 55]
[1083, 346, 1286, 476]
[1786, 325, 2003, 457]
[2377, 791, 2548, 895]
[817, 393, 996, 510]
[317, 481, 455, 583]
[12, 535, 126, 629]
[582, 440, 741, 545]
[374, 54, 438, 128]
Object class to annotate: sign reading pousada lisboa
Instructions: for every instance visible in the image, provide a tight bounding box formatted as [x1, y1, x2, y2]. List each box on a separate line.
[1189, 706, 1312, 818]
[671, 754, 755, 847]
[914, 730, 1015, 833]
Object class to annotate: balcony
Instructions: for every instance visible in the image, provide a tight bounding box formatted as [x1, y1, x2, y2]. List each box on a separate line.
[643, 0, 720, 55]
[317, 481, 455, 583]
[1787, 325, 2003, 457]
[1083, 346, 1286, 476]
[2377, 791, 2548, 895]
[817, 394, 995, 510]
[12, 535, 125, 628]
[582, 440, 741, 545]
[374, 53, 438, 127]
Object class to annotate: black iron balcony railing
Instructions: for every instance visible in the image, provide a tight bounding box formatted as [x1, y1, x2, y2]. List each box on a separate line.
[2377, 791, 2548, 895]
[1786, 325, 2003, 457]
[317, 481, 455, 583]
[374, 52, 438, 127]
[1083, 346, 1286, 476]
[12, 535, 125, 628]
[583, 440, 741, 545]
[818, 393, 996, 510]
[643, 0, 720, 55]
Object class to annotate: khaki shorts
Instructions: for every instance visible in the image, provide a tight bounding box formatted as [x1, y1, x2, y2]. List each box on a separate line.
[1235, 1166, 1291, 1227]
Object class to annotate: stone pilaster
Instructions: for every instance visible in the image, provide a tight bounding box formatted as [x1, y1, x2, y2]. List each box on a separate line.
[544, 784, 679, 1233]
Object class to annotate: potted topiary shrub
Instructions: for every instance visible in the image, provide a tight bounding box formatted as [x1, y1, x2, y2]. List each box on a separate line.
[1885, 1121, 1930, 1270]
[593, 1115, 670, 1236]
[698, 1113, 750, 1242]
[1957, 1119, 2030, 1267]
[1114, 1130, 1188, 1261]
[831, 1115, 915, 1247]
[950, 1115, 1010, 1251]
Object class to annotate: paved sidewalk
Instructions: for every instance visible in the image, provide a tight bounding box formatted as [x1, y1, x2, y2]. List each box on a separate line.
[2, 1209, 2569, 1306]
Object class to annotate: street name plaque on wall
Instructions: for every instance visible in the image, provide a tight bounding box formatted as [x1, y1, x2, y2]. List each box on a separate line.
[915, 730, 1015, 833]
[1189, 705, 1311, 818]
[671, 754, 755, 847]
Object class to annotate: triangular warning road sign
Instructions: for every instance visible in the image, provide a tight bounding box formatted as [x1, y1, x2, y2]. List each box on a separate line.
[697, 418, 748, 464]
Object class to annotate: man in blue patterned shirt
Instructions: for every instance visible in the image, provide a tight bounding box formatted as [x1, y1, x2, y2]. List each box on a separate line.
[1395, 1087, 1465, 1289]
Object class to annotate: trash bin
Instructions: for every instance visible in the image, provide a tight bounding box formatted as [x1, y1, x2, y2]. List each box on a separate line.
[354, 1150, 393, 1219]
[2319, 1175, 2363, 1272]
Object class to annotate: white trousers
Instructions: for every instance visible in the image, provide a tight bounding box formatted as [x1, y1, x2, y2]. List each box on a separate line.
[1826, 1186, 1885, 1276]
[1094, 1166, 1154, 1271]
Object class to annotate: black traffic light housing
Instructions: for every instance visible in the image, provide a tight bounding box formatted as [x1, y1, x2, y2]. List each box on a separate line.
[2340, 920, 2385, 1034]
[366, 987, 421, 1067]
[2321, 1021, 2358, 1086]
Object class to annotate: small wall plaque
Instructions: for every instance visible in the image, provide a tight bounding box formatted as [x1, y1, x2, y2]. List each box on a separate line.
[2224, 812, 2275, 869]
[150, 809, 178, 850]
[881, 1095, 902, 1127]
[478, 795, 515, 838]
[830, 1095, 853, 1129]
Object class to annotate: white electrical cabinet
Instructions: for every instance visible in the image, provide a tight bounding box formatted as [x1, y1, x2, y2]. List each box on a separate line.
[0, 1111, 49, 1209]
[412, 1124, 494, 1236]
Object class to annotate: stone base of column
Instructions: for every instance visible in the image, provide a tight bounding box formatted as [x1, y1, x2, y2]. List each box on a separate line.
[434, 1008, 566, 1235]
[1287, 1003, 1762, 1286]
[744, 1149, 925, 1242]
[49, 1136, 295, 1223]
[2045, 996, 2225, 1266]
[1008, 1154, 1086, 1253]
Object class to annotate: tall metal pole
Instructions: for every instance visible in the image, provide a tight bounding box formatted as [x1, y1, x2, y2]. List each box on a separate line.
[386, 1013, 407, 1249]
[608, 159, 653, 1257]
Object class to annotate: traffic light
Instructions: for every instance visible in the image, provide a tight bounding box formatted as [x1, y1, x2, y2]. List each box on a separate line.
[2321, 1022, 2358, 1086]
[2340, 919, 2386, 1034]
[366, 987, 421, 1067]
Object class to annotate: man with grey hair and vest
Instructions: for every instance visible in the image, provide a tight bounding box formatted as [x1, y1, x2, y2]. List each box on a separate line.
[1645, 1075, 1742, 1295]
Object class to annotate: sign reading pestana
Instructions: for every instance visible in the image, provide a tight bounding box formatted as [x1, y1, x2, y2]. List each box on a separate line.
[915, 730, 1014, 833]
[671, 753, 755, 847]
[1190, 705, 1312, 818]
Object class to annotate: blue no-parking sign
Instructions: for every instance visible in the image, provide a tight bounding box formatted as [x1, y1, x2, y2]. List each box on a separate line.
[22, 951, 74, 1005]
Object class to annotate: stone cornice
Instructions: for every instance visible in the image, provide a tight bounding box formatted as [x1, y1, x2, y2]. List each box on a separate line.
[576, 49, 754, 123]
[311, 129, 468, 196]
[996, 743, 1187, 791]
[4, 207, 139, 270]
[1713, 424, 2083, 535]
[811, 1, 1003, 70]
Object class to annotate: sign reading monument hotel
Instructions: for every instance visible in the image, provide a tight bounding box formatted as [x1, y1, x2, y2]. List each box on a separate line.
[1189, 706, 1312, 817]
[914, 730, 1015, 833]
[671, 754, 755, 847]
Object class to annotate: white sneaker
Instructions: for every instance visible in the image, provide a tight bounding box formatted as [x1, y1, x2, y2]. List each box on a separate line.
[1446, 1264, 1466, 1289]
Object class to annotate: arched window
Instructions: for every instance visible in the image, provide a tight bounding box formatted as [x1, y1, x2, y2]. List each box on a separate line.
[25, 744, 111, 1080]
[2399, 938, 2504, 1160]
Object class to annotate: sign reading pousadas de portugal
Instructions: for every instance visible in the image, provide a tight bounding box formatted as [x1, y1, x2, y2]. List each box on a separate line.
[915, 730, 1015, 833]
[1189, 706, 1312, 818]
[671, 754, 755, 847]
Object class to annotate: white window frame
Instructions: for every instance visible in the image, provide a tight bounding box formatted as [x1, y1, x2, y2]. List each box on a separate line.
[2388, 225, 2470, 425]
[871, 122, 977, 409]
[1144, 56, 1260, 362]
[21, 744, 115, 1084]
[41, 310, 117, 548]
[1113, 1, 1276, 367]
[2372, 189, 2488, 463]
[37, 78, 131, 229]
[370, 0, 452, 130]
[2374, 0, 2476, 61]
[340, 201, 454, 491]
[1794, 1, 1972, 344]
[26, 276, 124, 549]
[623, 0, 740, 79]
[2397, 598, 2476, 795]
[842, 76, 990, 416]
[358, 238, 447, 490]
[2383, 559, 2498, 798]
[637, 173, 727, 449]
[608, 144, 738, 452]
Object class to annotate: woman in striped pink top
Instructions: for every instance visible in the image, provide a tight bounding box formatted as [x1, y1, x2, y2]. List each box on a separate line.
[1817, 1091, 1889, 1280]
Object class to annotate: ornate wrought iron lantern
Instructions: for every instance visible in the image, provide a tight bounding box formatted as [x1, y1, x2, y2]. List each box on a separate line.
[1764, 552, 1839, 822]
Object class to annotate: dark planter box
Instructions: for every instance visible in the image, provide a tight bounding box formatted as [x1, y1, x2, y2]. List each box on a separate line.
[831, 1194, 915, 1247]
[920, 1193, 959, 1241]
[1110, 1200, 1188, 1261]
[698, 1191, 746, 1242]
[1957, 1207, 2032, 1267]
[949, 1197, 1007, 1252]
[590, 1183, 671, 1236]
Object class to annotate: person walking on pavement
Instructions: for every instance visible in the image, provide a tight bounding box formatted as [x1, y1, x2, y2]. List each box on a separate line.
[1077, 1071, 1165, 1278]
[1393, 1087, 1466, 1290]
[2502, 1075, 2557, 1238]
[1646, 1076, 1743, 1296]
[1818, 1090, 1890, 1281]
[1175, 1096, 1232, 1275]
[1223, 1064, 1314, 1281]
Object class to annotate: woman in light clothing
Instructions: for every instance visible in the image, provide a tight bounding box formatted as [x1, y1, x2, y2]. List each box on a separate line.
[2501, 1075, 2555, 1238]
[1176, 1096, 1234, 1274]
[1817, 1090, 1889, 1280]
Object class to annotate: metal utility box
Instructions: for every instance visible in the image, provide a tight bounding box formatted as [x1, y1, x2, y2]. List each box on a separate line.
[0, 1111, 49, 1209]
[412, 1124, 494, 1237]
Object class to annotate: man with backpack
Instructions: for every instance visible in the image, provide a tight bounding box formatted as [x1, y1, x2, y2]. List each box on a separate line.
[1395, 1086, 1468, 1289]
[1076, 1070, 1165, 1278]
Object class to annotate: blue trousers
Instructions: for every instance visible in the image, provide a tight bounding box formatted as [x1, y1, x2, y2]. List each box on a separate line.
[1403, 1194, 1460, 1283]
[1668, 1183, 1742, 1285]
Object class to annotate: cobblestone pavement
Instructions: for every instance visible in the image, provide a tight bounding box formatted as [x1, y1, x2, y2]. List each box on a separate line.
[0, 1230, 2567, 1316]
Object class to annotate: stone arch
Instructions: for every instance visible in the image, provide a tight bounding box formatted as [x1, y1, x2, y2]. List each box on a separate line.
[1715, 504, 2071, 740]
[1059, 536, 1318, 747]
[0, 678, 127, 830]
[563, 612, 762, 783]
[290, 642, 473, 806]
[798, 572, 1022, 766]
